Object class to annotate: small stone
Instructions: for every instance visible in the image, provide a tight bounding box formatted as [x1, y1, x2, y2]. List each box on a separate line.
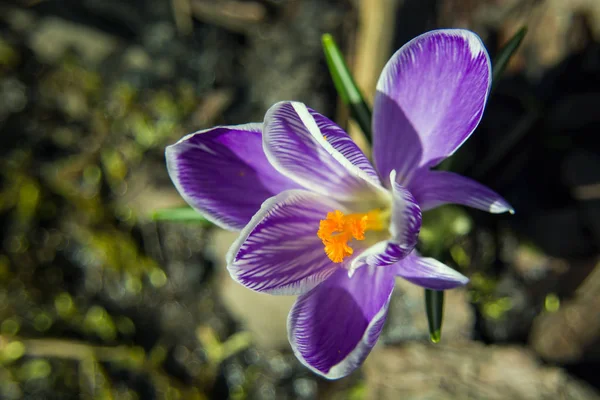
[210, 229, 296, 351]
[530, 260, 600, 363]
[383, 279, 474, 343]
[123, 46, 152, 70]
[293, 377, 317, 399]
[29, 17, 119, 65]
[364, 341, 600, 400]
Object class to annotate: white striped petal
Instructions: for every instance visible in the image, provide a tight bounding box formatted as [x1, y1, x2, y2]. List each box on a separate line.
[166, 123, 299, 230]
[288, 265, 395, 379]
[263, 101, 387, 202]
[227, 190, 343, 295]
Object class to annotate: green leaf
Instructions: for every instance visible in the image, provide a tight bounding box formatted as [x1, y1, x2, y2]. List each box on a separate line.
[151, 207, 212, 225]
[321, 33, 373, 140]
[425, 289, 444, 343]
[491, 27, 527, 91]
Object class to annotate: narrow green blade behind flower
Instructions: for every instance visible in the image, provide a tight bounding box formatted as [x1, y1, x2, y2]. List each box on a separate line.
[425, 289, 444, 343]
[491, 27, 527, 92]
[321, 33, 373, 140]
[152, 207, 212, 225]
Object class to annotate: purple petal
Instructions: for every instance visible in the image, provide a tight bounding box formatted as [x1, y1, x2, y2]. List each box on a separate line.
[227, 190, 342, 295]
[394, 252, 468, 290]
[349, 171, 421, 274]
[409, 169, 514, 213]
[263, 101, 386, 201]
[166, 124, 300, 230]
[288, 265, 395, 379]
[373, 29, 492, 185]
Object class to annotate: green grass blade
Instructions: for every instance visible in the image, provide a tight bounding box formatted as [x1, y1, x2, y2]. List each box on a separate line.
[321, 33, 373, 140]
[492, 27, 527, 91]
[151, 207, 211, 225]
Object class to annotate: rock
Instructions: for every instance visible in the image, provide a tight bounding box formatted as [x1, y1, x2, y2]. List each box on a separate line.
[530, 260, 600, 363]
[122, 46, 152, 70]
[218, 273, 296, 351]
[563, 151, 600, 248]
[242, 0, 347, 117]
[190, 0, 267, 34]
[364, 341, 600, 400]
[29, 17, 119, 65]
[383, 279, 474, 343]
[119, 168, 186, 222]
[440, 0, 600, 77]
[480, 272, 538, 342]
[520, 207, 594, 259]
[209, 229, 296, 351]
[0, 78, 28, 122]
[482, 245, 596, 343]
[0, 7, 36, 34]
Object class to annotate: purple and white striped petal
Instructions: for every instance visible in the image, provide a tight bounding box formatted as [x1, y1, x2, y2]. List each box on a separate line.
[288, 265, 395, 379]
[394, 251, 469, 290]
[263, 101, 387, 202]
[166, 124, 300, 230]
[373, 29, 492, 185]
[349, 171, 421, 274]
[227, 190, 342, 295]
[408, 169, 514, 214]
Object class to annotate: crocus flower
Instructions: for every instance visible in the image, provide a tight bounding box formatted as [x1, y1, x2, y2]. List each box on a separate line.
[166, 30, 513, 379]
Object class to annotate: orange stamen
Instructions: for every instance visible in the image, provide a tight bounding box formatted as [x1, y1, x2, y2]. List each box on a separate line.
[317, 209, 383, 263]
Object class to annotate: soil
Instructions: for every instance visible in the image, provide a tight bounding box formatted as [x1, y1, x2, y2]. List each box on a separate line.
[1, 0, 599, 399]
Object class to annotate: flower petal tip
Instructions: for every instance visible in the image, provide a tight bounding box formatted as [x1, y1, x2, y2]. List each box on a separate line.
[346, 266, 357, 278]
[287, 267, 395, 379]
[455, 29, 489, 59]
[164, 123, 301, 231]
[489, 199, 515, 214]
[395, 254, 470, 290]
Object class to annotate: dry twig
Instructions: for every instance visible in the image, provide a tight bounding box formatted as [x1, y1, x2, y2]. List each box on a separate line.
[348, 0, 401, 152]
[190, 0, 266, 34]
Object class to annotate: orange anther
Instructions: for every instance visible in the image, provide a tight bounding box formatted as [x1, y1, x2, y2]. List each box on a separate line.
[317, 209, 382, 263]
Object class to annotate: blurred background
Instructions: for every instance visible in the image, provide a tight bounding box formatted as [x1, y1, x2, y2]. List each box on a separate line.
[1, 0, 600, 398]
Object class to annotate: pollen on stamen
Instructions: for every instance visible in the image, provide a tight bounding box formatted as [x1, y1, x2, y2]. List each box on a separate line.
[317, 209, 381, 263]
